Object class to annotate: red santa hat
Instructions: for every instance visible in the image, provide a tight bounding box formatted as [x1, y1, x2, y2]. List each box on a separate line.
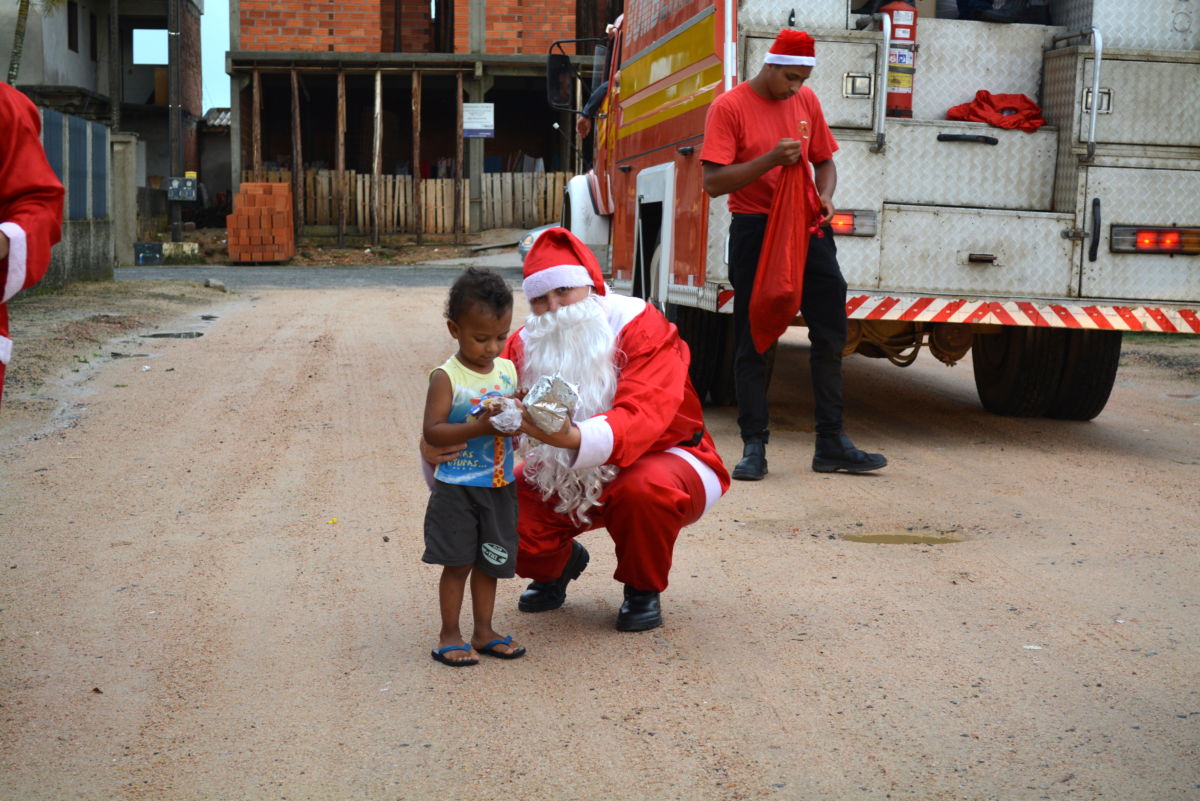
[522, 226, 607, 298]
[764, 29, 816, 67]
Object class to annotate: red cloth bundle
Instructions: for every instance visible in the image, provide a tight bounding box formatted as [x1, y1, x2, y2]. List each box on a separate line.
[946, 90, 1047, 133]
[749, 163, 812, 354]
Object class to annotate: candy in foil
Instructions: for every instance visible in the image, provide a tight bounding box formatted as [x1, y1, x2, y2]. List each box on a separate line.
[524, 374, 579, 433]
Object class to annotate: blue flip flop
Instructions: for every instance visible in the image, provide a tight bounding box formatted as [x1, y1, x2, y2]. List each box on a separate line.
[475, 635, 526, 660]
[431, 642, 478, 667]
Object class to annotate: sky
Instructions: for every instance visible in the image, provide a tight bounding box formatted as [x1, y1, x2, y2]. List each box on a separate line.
[201, 0, 231, 110]
[130, 0, 230, 111]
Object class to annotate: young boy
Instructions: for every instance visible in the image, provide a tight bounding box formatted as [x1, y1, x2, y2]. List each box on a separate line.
[422, 267, 526, 667]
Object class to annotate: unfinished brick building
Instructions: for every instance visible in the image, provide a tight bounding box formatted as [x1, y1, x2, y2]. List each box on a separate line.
[228, 0, 620, 241]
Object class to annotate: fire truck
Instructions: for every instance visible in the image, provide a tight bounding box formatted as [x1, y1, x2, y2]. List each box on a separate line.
[545, 0, 1200, 419]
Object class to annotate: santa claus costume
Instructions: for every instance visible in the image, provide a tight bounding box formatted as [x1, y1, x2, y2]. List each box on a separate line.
[505, 227, 730, 631]
[1, 83, 65, 407]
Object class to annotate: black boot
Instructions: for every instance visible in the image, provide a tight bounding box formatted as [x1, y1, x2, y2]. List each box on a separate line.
[518, 541, 589, 612]
[731, 440, 767, 481]
[812, 432, 887, 474]
[616, 585, 662, 632]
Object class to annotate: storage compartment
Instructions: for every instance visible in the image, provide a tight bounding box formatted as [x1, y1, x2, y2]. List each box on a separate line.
[1081, 166, 1200, 302]
[1080, 55, 1200, 147]
[878, 204, 1077, 296]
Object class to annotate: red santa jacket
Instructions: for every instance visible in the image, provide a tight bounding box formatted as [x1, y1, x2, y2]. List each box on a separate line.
[1, 83, 65, 403]
[504, 293, 731, 502]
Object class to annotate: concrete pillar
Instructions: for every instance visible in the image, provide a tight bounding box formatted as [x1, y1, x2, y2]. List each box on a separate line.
[467, 72, 493, 233]
[110, 133, 141, 266]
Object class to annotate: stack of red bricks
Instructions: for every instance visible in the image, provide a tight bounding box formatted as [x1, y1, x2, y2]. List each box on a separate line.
[226, 183, 294, 263]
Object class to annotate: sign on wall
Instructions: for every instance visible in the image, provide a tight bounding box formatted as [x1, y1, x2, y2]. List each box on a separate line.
[463, 103, 495, 138]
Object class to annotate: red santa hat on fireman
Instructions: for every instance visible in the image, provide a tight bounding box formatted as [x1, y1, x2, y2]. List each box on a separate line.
[764, 29, 816, 67]
[522, 226, 607, 298]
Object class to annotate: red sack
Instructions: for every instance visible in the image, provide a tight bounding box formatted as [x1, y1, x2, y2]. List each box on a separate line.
[946, 90, 1047, 133]
[749, 163, 812, 354]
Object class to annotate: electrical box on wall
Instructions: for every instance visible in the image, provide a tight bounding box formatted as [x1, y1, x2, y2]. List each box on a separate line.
[166, 176, 196, 202]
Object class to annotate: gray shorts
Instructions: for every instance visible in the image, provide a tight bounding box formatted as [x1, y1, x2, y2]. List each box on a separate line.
[423, 481, 518, 578]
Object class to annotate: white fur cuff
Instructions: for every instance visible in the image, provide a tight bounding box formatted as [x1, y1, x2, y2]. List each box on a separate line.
[1, 221, 28, 304]
[571, 414, 614, 470]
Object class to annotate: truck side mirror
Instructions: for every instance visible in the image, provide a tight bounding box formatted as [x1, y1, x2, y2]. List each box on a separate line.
[547, 53, 575, 111]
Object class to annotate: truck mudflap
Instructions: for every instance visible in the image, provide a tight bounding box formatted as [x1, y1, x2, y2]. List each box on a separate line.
[711, 290, 1200, 334]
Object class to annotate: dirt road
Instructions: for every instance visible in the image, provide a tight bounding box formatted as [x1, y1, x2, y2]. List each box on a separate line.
[1, 285, 1197, 800]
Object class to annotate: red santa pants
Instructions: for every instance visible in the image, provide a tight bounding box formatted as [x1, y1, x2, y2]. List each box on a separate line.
[515, 450, 707, 592]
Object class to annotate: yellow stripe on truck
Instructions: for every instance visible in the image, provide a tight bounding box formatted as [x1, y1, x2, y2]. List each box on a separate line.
[619, 67, 721, 138]
[618, 11, 719, 139]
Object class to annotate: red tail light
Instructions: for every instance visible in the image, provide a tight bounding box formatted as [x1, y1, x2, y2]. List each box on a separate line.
[1112, 225, 1200, 255]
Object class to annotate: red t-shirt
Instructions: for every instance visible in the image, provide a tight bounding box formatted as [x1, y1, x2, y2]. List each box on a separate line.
[700, 81, 838, 215]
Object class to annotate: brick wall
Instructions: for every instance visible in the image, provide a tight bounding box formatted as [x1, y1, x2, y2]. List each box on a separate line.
[237, 0, 575, 55]
[238, 0, 392, 52]
[398, 0, 432, 52]
[443, 0, 579, 55]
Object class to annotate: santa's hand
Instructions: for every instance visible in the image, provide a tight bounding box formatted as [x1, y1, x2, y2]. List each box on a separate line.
[419, 436, 466, 465]
[519, 411, 582, 450]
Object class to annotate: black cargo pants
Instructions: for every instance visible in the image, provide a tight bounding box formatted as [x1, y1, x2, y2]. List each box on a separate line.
[728, 213, 848, 442]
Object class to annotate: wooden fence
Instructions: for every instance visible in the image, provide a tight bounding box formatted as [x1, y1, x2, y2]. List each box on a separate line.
[241, 170, 566, 235]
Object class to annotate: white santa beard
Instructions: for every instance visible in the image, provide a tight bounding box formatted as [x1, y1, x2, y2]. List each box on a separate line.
[520, 294, 620, 524]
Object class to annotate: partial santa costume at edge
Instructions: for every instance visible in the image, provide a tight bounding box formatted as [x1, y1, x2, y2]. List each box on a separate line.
[1, 83, 65, 406]
[504, 227, 731, 593]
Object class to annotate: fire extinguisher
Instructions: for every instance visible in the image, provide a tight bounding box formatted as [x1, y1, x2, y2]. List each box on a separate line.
[879, 1, 918, 118]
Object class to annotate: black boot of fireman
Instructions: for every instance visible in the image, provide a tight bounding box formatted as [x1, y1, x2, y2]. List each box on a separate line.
[812, 432, 887, 474]
[732, 440, 767, 481]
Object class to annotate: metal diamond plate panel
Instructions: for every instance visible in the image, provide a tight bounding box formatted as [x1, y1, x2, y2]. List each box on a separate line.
[1057, 0, 1198, 50]
[1082, 166, 1200, 301]
[706, 193, 731, 286]
[879, 205, 1077, 296]
[1092, 0, 1198, 51]
[829, 134, 887, 210]
[738, 0, 848, 35]
[913, 19, 1051, 120]
[744, 35, 877, 128]
[1042, 49, 1083, 212]
[837, 235, 882, 290]
[874, 119, 1056, 209]
[1080, 57, 1200, 146]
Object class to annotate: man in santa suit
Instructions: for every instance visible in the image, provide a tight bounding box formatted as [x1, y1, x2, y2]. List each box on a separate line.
[503, 227, 730, 631]
[701, 29, 886, 481]
[1, 83, 65, 408]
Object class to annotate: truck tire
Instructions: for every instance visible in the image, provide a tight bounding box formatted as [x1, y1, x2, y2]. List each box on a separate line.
[671, 304, 735, 406]
[1045, 330, 1122, 421]
[971, 327, 1067, 417]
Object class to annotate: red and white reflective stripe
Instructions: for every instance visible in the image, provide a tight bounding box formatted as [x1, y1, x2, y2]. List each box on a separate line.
[846, 295, 1200, 334]
[717, 289, 735, 312]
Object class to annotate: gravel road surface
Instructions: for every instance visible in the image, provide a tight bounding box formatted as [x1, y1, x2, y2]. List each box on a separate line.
[1, 281, 1197, 800]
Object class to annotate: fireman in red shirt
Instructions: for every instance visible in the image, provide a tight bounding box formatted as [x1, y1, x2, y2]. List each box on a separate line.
[700, 29, 886, 481]
[1, 83, 65, 408]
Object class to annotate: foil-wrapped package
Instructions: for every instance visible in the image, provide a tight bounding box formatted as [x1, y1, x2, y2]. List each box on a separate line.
[524, 374, 579, 433]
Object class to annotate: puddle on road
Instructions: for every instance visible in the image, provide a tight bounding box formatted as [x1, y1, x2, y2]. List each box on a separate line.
[142, 331, 204, 338]
[843, 531, 964, 545]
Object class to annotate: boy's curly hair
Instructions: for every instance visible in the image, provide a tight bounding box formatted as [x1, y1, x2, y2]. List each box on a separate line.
[445, 266, 513, 322]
